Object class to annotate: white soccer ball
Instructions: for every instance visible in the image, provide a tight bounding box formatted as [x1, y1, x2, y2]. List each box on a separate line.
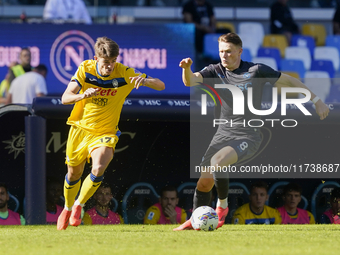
[191, 206, 219, 231]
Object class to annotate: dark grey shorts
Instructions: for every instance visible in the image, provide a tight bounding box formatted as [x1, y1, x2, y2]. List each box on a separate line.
[200, 138, 262, 167]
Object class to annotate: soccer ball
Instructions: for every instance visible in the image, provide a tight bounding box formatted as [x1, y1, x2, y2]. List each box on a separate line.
[191, 206, 219, 231]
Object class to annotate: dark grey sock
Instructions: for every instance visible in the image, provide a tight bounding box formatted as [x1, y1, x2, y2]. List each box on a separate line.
[193, 188, 212, 211]
[213, 171, 229, 200]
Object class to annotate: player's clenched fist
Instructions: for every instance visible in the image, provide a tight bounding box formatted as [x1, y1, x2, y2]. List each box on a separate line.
[82, 88, 98, 99]
[179, 58, 193, 69]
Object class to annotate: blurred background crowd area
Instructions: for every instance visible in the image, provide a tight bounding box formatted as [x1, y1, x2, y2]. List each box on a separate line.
[0, 0, 339, 7]
[1, 1, 340, 24]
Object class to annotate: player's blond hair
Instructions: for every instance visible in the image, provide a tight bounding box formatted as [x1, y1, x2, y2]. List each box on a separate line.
[218, 33, 243, 48]
[94, 37, 119, 58]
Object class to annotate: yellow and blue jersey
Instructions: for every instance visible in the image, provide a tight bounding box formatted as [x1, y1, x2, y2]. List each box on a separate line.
[67, 59, 146, 135]
[232, 203, 282, 224]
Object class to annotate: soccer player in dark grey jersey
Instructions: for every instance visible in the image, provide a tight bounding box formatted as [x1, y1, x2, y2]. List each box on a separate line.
[173, 32, 329, 231]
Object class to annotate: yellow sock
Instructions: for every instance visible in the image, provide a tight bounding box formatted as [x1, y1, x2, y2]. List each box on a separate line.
[64, 175, 81, 209]
[77, 173, 103, 205]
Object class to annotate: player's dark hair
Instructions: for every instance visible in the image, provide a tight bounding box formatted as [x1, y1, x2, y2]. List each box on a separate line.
[250, 181, 268, 193]
[282, 183, 302, 196]
[0, 182, 8, 193]
[95, 37, 119, 58]
[218, 32, 243, 48]
[160, 186, 178, 198]
[331, 187, 340, 200]
[34, 64, 48, 73]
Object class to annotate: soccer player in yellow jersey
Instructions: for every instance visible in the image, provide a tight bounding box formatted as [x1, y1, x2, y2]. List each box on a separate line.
[232, 181, 282, 224]
[57, 36, 165, 230]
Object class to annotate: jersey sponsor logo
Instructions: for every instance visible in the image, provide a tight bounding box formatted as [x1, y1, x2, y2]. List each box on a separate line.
[97, 88, 117, 97]
[50, 30, 95, 85]
[92, 97, 108, 106]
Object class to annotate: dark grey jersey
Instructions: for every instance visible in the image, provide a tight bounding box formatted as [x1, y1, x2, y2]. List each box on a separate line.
[199, 61, 281, 144]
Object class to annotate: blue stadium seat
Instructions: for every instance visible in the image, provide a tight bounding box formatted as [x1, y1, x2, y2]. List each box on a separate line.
[325, 84, 340, 103]
[7, 192, 19, 212]
[311, 181, 340, 222]
[121, 182, 159, 224]
[291, 35, 315, 57]
[266, 181, 308, 210]
[310, 60, 335, 78]
[111, 197, 118, 213]
[326, 35, 340, 58]
[227, 182, 250, 224]
[257, 47, 281, 70]
[177, 182, 196, 218]
[203, 33, 223, 60]
[280, 59, 306, 78]
[241, 47, 252, 62]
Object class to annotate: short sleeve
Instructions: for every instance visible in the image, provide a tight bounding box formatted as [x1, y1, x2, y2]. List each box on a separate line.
[257, 63, 281, 83]
[199, 64, 216, 78]
[143, 206, 160, 224]
[71, 61, 86, 87]
[124, 67, 147, 85]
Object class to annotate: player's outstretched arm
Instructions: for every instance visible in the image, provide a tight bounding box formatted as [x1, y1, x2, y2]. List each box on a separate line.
[179, 58, 203, 87]
[129, 76, 165, 91]
[61, 81, 98, 105]
[275, 73, 329, 120]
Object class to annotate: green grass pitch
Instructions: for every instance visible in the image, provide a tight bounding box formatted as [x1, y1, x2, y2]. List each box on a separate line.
[0, 224, 339, 255]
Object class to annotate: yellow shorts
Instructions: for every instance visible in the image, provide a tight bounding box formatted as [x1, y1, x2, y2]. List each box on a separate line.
[65, 125, 119, 166]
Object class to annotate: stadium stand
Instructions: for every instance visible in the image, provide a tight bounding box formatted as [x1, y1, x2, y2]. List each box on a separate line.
[280, 59, 305, 78]
[291, 35, 315, 57]
[216, 21, 235, 33]
[314, 46, 340, 71]
[326, 83, 340, 103]
[262, 34, 288, 58]
[325, 35, 340, 57]
[238, 22, 265, 49]
[266, 181, 308, 210]
[239, 33, 260, 57]
[252, 57, 278, 70]
[285, 46, 312, 71]
[302, 23, 327, 46]
[257, 47, 281, 70]
[303, 71, 331, 102]
[310, 60, 335, 78]
[311, 181, 340, 222]
[121, 182, 159, 224]
[241, 48, 252, 62]
[203, 33, 223, 60]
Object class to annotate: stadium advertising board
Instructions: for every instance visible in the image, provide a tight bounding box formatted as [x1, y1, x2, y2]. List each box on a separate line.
[0, 23, 194, 96]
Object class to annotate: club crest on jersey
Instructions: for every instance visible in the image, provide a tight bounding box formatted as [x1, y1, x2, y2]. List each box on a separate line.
[112, 79, 119, 88]
[243, 72, 250, 78]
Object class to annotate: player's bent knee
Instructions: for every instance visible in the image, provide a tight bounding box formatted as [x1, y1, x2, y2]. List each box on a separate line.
[197, 178, 214, 192]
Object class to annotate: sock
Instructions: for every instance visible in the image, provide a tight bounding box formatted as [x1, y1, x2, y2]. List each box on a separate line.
[213, 170, 229, 204]
[217, 198, 228, 209]
[77, 173, 104, 205]
[193, 188, 212, 211]
[64, 174, 81, 210]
